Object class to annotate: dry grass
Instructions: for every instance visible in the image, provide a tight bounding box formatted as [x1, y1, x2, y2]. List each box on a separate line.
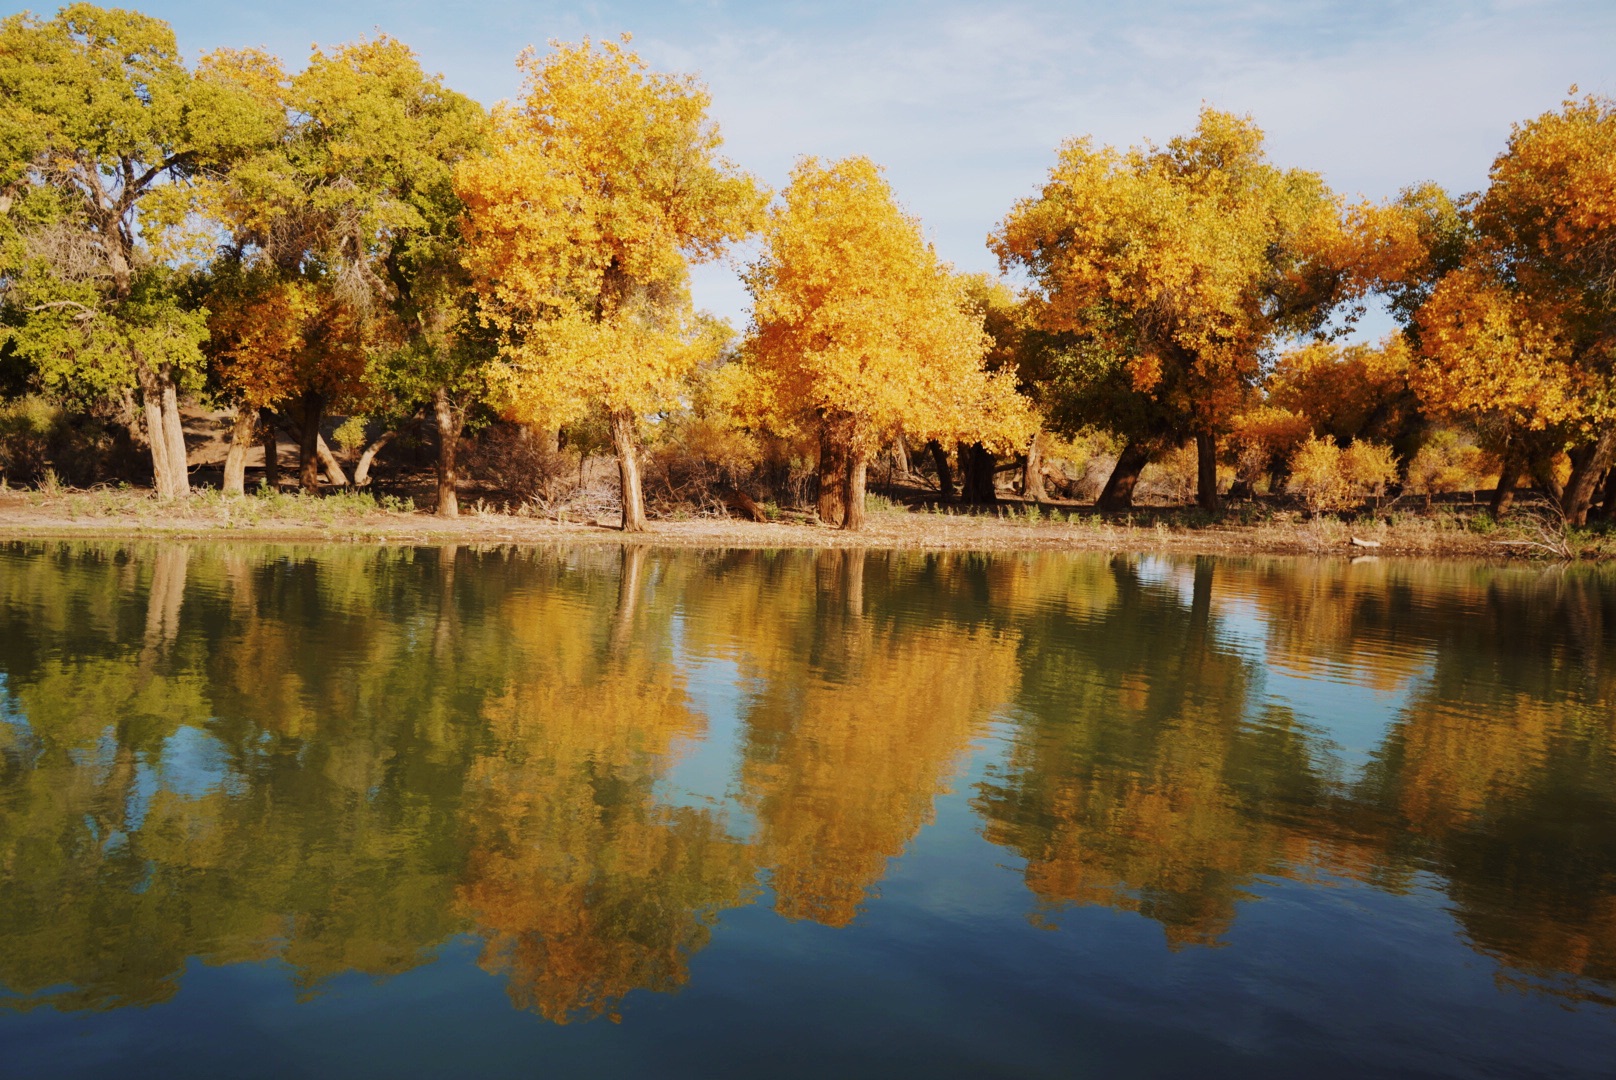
[3, 485, 1613, 560]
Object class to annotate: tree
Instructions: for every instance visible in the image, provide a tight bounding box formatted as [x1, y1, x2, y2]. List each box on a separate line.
[204, 37, 487, 499]
[457, 36, 765, 531]
[742, 157, 1030, 529]
[0, 4, 278, 497]
[993, 109, 1352, 510]
[1410, 93, 1616, 524]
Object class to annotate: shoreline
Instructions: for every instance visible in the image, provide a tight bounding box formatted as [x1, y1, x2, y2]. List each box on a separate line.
[0, 490, 1588, 561]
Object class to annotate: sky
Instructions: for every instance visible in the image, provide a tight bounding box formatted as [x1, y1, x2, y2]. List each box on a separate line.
[38, 0, 1616, 329]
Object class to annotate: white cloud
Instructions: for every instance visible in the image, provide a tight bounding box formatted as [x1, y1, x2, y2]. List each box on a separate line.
[140, 0, 1616, 326]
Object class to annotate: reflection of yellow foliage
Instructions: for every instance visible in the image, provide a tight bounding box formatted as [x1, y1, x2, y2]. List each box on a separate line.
[453, 581, 756, 1022]
[744, 620, 1020, 926]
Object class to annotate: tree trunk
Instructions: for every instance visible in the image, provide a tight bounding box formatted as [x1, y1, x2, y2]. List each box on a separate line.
[817, 425, 848, 526]
[1598, 466, 1616, 522]
[926, 440, 953, 500]
[298, 390, 324, 494]
[142, 383, 176, 498]
[959, 442, 997, 505]
[316, 435, 349, 487]
[892, 433, 915, 482]
[137, 364, 183, 499]
[434, 388, 462, 518]
[609, 407, 646, 532]
[160, 372, 191, 498]
[842, 449, 869, 531]
[1195, 431, 1220, 512]
[260, 410, 280, 490]
[612, 544, 647, 651]
[1531, 452, 1564, 503]
[353, 431, 395, 487]
[1268, 458, 1291, 496]
[1023, 431, 1049, 503]
[1097, 438, 1154, 511]
[1562, 429, 1616, 526]
[222, 407, 257, 496]
[1490, 444, 1527, 518]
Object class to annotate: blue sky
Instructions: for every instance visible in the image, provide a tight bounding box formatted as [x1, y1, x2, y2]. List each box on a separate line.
[47, 1, 1616, 326]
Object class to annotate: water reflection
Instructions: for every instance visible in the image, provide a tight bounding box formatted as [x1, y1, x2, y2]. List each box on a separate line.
[1, 541, 1614, 1023]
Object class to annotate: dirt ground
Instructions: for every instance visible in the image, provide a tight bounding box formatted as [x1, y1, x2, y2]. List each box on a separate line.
[0, 486, 1595, 562]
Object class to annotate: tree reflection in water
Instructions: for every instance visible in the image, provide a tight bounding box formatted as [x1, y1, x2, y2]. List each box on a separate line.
[0, 541, 1613, 1016]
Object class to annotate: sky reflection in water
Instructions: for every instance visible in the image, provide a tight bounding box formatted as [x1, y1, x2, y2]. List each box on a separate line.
[0, 541, 1613, 1079]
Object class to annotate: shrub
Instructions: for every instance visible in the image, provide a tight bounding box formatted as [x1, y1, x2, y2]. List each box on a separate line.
[460, 421, 569, 506]
[1290, 436, 1399, 512]
[0, 395, 56, 483]
[1228, 405, 1310, 495]
[1406, 429, 1499, 497]
[1138, 442, 1198, 504]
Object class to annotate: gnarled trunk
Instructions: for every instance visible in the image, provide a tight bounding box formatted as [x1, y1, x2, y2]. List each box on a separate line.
[1491, 443, 1527, 518]
[142, 387, 175, 498]
[434, 388, 463, 518]
[817, 425, 848, 526]
[1598, 466, 1616, 522]
[959, 442, 997, 505]
[316, 435, 349, 487]
[1098, 438, 1154, 511]
[222, 407, 257, 496]
[1195, 431, 1220, 512]
[926, 440, 953, 500]
[609, 407, 646, 532]
[160, 373, 190, 498]
[298, 390, 325, 494]
[1023, 431, 1048, 502]
[1562, 429, 1616, 526]
[892, 433, 915, 482]
[1531, 451, 1564, 503]
[137, 363, 186, 499]
[260, 410, 280, 490]
[842, 449, 869, 531]
[353, 430, 395, 487]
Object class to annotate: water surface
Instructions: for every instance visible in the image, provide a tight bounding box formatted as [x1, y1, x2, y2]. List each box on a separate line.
[1, 541, 1613, 1078]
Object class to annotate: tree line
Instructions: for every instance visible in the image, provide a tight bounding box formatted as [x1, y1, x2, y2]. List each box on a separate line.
[2, 4, 1613, 529]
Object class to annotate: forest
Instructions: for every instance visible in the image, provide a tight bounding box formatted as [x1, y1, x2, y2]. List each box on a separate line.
[2, 3, 1614, 533]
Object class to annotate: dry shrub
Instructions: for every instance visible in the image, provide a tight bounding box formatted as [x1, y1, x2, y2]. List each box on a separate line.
[639, 414, 814, 516]
[0, 395, 139, 487]
[1406, 429, 1499, 497]
[1290, 436, 1399, 512]
[461, 421, 569, 505]
[1139, 442, 1199, 503]
[1137, 441, 1234, 504]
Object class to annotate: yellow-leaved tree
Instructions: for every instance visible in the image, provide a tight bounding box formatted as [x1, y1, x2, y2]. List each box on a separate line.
[455, 36, 766, 531]
[1411, 93, 1616, 523]
[992, 109, 1353, 511]
[742, 157, 1031, 530]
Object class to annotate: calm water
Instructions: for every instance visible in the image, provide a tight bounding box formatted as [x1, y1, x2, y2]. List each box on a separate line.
[1, 541, 1613, 1078]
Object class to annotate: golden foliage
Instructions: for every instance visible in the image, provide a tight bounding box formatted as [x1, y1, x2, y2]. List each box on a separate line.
[456, 36, 764, 427]
[992, 108, 1349, 434]
[742, 157, 1031, 454]
[1268, 336, 1415, 444]
[1287, 436, 1399, 512]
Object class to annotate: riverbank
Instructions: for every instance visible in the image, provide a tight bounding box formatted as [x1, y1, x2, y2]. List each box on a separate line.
[2, 487, 1608, 560]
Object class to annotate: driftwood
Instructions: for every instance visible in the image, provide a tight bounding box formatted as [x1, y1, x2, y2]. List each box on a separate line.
[722, 488, 768, 522]
[1349, 536, 1382, 549]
